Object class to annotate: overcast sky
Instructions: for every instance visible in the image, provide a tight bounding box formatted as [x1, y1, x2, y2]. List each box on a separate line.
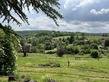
[2, 0, 109, 33]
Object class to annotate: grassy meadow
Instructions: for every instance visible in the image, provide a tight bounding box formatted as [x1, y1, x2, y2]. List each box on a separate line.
[0, 53, 109, 82]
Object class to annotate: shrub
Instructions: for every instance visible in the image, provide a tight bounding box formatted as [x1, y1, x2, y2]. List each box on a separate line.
[73, 40, 85, 45]
[31, 46, 37, 52]
[44, 41, 54, 50]
[91, 50, 99, 58]
[37, 49, 45, 53]
[72, 47, 79, 54]
[81, 49, 91, 54]
[66, 45, 79, 54]
[57, 48, 65, 57]
[80, 45, 90, 54]
[90, 43, 98, 49]
[104, 39, 109, 47]
[46, 50, 56, 54]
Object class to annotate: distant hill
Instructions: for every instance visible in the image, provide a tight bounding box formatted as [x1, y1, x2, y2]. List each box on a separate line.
[16, 30, 109, 38]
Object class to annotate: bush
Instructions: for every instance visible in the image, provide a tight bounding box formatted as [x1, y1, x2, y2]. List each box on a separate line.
[90, 43, 98, 49]
[46, 50, 56, 54]
[31, 46, 37, 52]
[72, 47, 79, 54]
[73, 40, 85, 45]
[44, 41, 54, 50]
[80, 45, 90, 54]
[37, 49, 45, 53]
[57, 48, 65, 57]
[66, 45, 79, 54]
[104, 39, 109, 47]
[91, 50, 99, 58]
[81, 49, 91, 54]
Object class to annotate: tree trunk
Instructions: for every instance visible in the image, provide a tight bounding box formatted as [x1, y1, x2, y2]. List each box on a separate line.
[23, 51, 27, 57]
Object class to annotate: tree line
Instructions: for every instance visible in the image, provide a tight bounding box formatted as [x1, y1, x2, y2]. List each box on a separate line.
[18, 30, 109, 59]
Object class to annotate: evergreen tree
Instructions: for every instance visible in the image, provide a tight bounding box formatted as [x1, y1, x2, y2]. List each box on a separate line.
[0, 0, 62, 26]
[69, 34, 74, 44]
[104, 39, 109, 47]
[0, 25, 20, 75]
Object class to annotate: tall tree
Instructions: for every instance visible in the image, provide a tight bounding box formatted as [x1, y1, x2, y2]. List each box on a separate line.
[0, 0, 62, 26]
[104, 39, 109, 47]
[0, 0, 62, 75]
[0, 24, 20, 75]
[69, 34, 75, 44]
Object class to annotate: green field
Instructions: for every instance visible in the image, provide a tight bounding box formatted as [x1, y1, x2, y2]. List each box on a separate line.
[0, 53, 109, 82]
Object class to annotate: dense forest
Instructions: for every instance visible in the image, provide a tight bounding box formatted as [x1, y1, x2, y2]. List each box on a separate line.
[17, 30, 109, 58]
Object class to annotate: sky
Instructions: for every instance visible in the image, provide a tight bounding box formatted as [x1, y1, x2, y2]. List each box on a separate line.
[1, 0, 109, 33]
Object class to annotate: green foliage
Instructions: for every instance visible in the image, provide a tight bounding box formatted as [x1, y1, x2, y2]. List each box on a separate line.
[80, 49, 90, 54]
[91, 50, 99, 59]
[38, 44, 45, 50]
[57, 48, 65, 57]
[0, 29, 5, 39]
[104, 39, 109, 47]
[20, 39, 26, 46]
[0, 25, 20, 75]
[69, 34, 75, 44]
[66, 45, 79, 54]
[74, 40, 85, 45]
[90, 43, 98, 49]
[16, 30, 109, 57]
[46, 50, 56, 54]
[81, 45, 90, 54]
[0, 0, 62, 25]
[31, 46, 37, 53]
[0, 49, 7, 75]
[44, 41, 54, 50]
[2, 41, 17, 75]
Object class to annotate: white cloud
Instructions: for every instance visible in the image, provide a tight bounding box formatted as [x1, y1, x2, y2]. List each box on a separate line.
[77, 0, 99, 8]
[64, 0, 100, 10]
[90, 8, 109, 15]
[13, 15, 56, 31]
[11, 16, 109, 33]
[64, 0, 79, 9]
[55, 20, 109, 33]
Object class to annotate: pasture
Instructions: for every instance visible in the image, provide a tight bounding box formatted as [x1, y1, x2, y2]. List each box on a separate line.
[0, 53, 109, 82]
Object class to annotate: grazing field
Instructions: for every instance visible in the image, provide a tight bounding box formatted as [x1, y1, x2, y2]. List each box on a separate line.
[1, 53, 109, 82]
